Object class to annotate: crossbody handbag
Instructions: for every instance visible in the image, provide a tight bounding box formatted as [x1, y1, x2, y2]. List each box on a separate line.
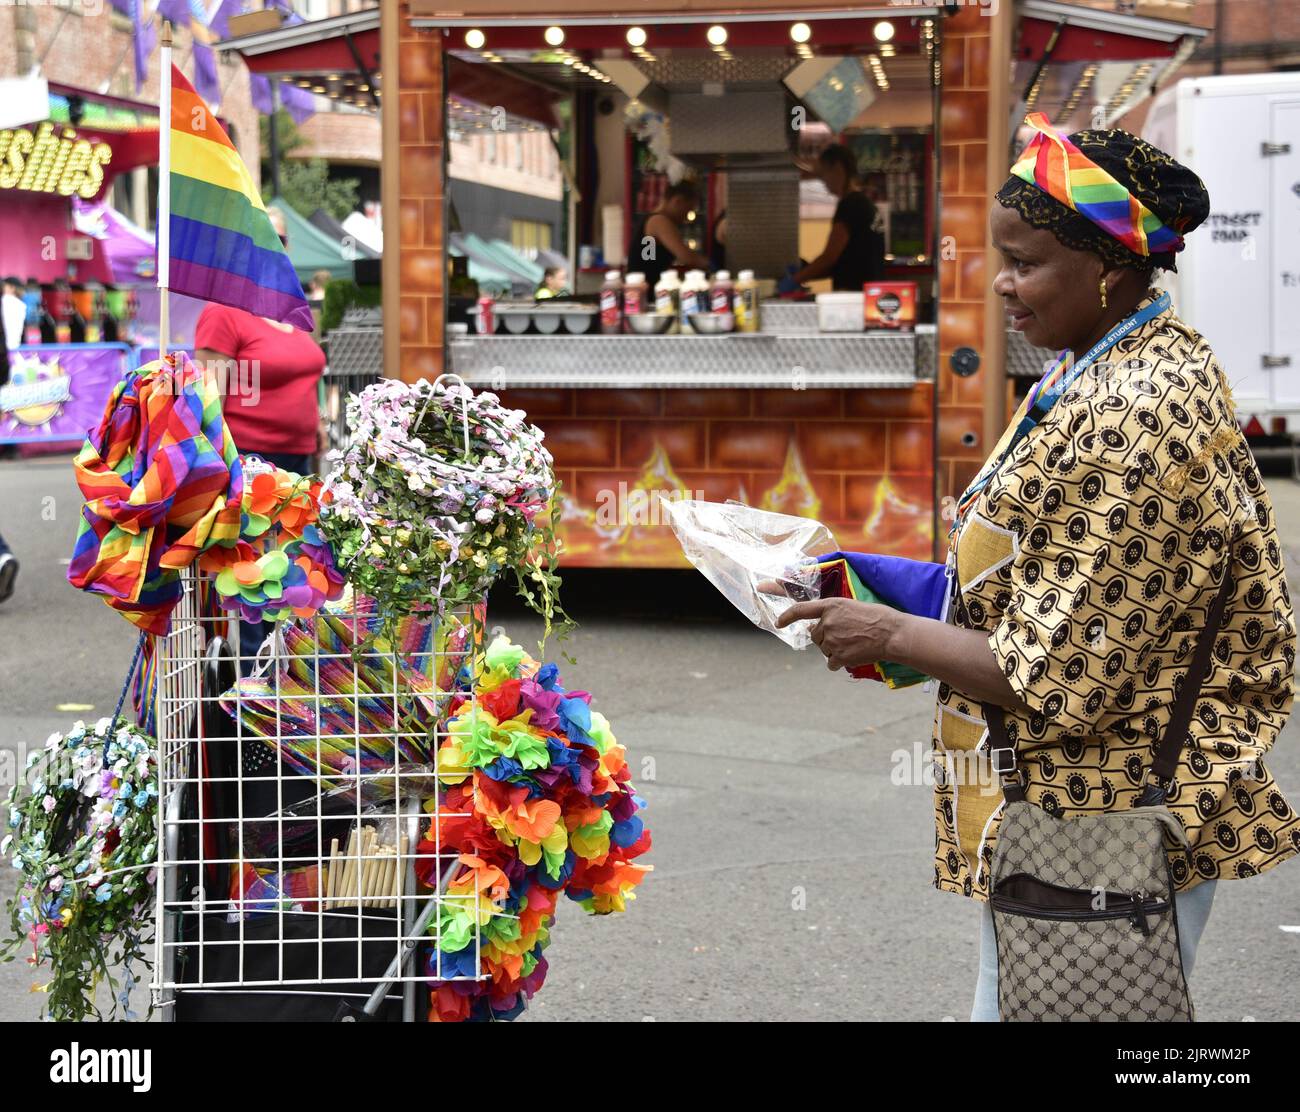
[969, 548, 1233, 1022]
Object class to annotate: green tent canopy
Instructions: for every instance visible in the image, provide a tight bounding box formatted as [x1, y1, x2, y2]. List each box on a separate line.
[267, 196, 357, 283]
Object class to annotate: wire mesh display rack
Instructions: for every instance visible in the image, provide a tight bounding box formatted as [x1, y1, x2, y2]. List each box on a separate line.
[149, 566, 486, 1022]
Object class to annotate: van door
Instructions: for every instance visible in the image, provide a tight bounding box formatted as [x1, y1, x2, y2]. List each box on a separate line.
[1269, 98, 1300, 410]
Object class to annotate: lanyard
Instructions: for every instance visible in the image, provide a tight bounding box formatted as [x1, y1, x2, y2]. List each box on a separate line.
[947, 291, 1170, 541]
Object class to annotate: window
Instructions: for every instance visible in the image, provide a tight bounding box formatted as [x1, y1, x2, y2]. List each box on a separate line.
[511, 220, 552, 255]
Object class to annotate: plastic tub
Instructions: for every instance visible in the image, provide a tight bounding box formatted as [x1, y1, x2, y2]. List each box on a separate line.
[815, 292, 865, 332]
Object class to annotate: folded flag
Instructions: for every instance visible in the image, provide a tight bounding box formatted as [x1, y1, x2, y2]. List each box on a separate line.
[815, 551, 949, 688]
[818, 550, 948, 621]
[166, 64, 314, 331]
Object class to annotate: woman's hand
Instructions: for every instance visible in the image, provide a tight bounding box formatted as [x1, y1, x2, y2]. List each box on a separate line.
[773, 597, 902, 672]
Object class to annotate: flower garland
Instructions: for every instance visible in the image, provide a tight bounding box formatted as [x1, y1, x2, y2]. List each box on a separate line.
[1, 720, 158, 1021]
[319, 378, 569, 642]
[199, 456, 345, 623]
[417, 635, 651, 1022]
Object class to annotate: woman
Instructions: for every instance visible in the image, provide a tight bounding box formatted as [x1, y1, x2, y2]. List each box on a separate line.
[792, 144, 885, 290]
[777, 119, 1298, 1020]
[628, 180, 711, 291]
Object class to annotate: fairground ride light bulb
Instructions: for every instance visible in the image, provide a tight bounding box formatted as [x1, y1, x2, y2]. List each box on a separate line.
[706, 25, 727, 47]
[465, 28, 486, 49]
[626, 26, 647, 48]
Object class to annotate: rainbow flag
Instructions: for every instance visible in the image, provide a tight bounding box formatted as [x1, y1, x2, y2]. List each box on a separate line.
[166, 64, 313, 330]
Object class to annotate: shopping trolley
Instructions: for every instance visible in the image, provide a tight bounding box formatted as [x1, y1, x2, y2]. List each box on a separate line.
[149, 566, 488, 1021]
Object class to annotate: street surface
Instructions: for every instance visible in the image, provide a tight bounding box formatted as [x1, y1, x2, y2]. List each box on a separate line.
[1, 455, 1297, 1021]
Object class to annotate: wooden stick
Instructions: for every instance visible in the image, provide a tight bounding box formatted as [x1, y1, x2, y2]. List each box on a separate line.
[377, 849, 396, 908]
[360, 828, 378, 906]
[336, 826, 360, 910]
[326, 837, 340, 909]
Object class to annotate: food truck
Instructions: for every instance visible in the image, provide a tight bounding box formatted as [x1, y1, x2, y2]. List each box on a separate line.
[219, 0, 1206, 566]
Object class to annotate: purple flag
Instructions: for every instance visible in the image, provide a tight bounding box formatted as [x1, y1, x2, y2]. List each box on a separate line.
[249, 73, 317, 126]
[130, 0, 156, 91]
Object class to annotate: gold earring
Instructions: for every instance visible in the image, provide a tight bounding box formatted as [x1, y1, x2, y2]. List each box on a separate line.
[1099, 277, 1108, 310]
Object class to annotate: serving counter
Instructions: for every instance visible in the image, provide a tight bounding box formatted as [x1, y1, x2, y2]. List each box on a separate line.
[447, 303, 935, 390]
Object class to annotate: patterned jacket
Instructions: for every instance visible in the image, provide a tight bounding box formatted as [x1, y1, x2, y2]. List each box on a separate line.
[934, 289, 1298, 900]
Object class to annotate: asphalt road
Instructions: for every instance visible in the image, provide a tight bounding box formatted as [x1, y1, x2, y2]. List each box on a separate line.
[1, 454, 1297, 1022]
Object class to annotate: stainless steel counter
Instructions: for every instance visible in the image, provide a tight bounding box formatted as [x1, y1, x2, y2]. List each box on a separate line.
[449, 323, 936, 390]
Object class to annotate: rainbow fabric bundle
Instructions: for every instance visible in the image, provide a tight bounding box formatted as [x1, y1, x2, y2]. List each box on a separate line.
[417, 636, 651, 1022]
[68, 352, 245, 634]
[815, 550, 944, 688]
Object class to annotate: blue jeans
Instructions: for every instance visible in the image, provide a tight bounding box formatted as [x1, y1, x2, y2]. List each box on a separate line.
[970, 879, 1217, 1021]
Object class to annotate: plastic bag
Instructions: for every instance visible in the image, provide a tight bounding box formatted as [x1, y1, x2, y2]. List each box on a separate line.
[660, 499, 838, 649]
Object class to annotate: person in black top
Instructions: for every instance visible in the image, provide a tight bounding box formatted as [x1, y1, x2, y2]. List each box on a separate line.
[793, 144, 886, 290]
[628, 180, 711, 290]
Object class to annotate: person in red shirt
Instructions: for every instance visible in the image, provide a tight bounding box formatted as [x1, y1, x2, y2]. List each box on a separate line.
[193, 208, 328, 671]
[193, 208, 327, 475]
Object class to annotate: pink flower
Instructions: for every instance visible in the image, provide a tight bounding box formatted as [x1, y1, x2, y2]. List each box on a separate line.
[42, 796, 56, 813]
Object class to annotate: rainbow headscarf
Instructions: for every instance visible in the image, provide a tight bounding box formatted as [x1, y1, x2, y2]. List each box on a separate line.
[68, 352, 244, 634]
[1009, 112, 1185, 259]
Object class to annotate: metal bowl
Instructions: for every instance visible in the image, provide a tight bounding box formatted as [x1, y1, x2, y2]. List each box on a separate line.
[687, 311, 735, 335]
[626, 312, 675, 335]
[531, 307, 563, 334]
[557, 306, 597, 334]
[499, 311, 532, 334]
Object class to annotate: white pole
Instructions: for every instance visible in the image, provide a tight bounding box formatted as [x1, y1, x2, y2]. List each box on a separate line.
[157, 22, 172, 359]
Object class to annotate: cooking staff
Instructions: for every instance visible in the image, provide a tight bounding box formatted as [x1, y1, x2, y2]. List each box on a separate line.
[789, 144, 885, 290]
[628, 180, 711, 290]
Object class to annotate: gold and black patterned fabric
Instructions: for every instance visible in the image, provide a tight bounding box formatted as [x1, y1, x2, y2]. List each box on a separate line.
[933, 291, 1299, 901]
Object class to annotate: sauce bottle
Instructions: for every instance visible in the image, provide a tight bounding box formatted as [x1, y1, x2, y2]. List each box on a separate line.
[734, 269, 761, 332]
[600, 270, 623, 335]
[709, 269, 734, 315]
[622, 271, 648, 329]
[679, 269, 707, 330]
[654, 269, 681, 334]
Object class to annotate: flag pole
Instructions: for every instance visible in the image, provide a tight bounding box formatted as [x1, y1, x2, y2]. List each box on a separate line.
[157, 21, 172, 360]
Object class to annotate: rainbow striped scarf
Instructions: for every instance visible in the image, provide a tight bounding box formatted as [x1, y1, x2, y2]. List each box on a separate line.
[1009, 112, 1185, 259]
[68, 352, 245, 634]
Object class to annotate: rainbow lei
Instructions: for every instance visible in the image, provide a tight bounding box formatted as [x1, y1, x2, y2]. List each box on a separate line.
[199, 457, 345, 623]
[1009, 111, 1186, 259]
[418, 635, 651, 1022]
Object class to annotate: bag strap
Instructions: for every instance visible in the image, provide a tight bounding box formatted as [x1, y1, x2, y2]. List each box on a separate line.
[1137, 546, 1235, 805]
[965, 542, 1235, 807]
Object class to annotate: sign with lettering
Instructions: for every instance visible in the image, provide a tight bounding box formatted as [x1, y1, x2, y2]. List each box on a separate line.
[0, 343, 134, 444]
[0, 122, 113, 199]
